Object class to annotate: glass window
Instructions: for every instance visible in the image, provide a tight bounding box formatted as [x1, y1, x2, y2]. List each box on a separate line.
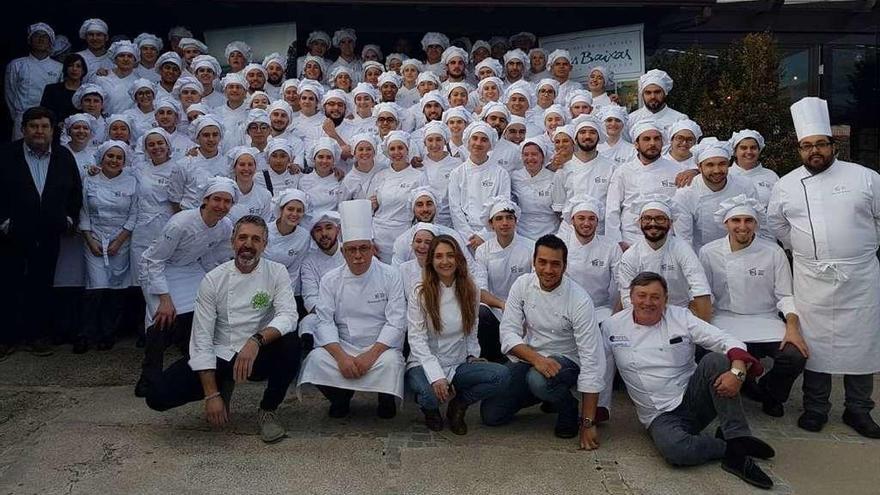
[780, 48, 811, 101]
[826, 46, 879, 169]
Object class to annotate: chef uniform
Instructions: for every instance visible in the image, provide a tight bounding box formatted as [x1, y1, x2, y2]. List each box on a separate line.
[626, 69, 688, 137]
[96, 41, 140, 116]
[169, 115, 228, 210]
[298, 211, 345, 338]
[340, 134, 387, 201]
[767, 97, 880, 425]
[298, 200, 408, 407]
[727, 129, 780, 210]
[255, 138, 303, 196]
[263, 189, 312, 300]
[298, 138, 345, 212]
[419, 122, 462, 228]
[5, 23, 62, 140]
[76, 19, 114, 78]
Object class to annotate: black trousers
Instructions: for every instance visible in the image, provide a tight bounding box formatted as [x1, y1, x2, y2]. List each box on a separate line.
[144, 332, 301, 412]
[0, 237, 59, 345]
[81, 288, 126, 343]
[746, 342, 807, 404]
[316, 385, 395, 406]
[478, 305, 504, 363]
[51, 286, 83, 343]
[141, 313, 195, 371]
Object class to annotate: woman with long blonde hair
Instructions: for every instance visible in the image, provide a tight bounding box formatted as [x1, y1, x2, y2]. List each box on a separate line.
[405, 235, 510, 434]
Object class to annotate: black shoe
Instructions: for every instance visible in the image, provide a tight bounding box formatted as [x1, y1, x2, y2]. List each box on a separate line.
[724, 435, 775, 460]
[554, 404, 579, 439]
[797, 411, 827, 432]
[762, 400, 784, 418]
[595, 406, 610, 424]
[422, 408, 443, 431]
[134, 375, 149, 398]
[72, 338, 89, 354]
[328, 399, 351, 418]
[721, 455, 773, 490]
[377, 394, 397, 419]
[540, 401, 558, 413]
[842, 410, 880, 439]
[446, 398, 468, 435]
[96, 340, 114, 351]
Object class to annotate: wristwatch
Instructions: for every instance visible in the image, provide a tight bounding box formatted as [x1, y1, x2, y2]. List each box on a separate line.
[250, 333, 265, 348]
[578, 416, 594, 429]
[729, 367, 746, 382]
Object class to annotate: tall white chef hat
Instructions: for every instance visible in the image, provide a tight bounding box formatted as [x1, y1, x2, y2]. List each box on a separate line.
[714, 194, 764, 225]
[483, 196, 521, 225]
[790, 96, 832, 141]
[339, 199, 374, 242]
[202, 176, 239, 202]
[564, 193, 605, 220]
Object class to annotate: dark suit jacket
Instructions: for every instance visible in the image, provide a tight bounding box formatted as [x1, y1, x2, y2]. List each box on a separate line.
[0, 139, 82, 252]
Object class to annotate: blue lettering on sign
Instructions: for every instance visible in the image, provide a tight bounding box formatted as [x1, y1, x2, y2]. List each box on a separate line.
[572, 49, 633, 66]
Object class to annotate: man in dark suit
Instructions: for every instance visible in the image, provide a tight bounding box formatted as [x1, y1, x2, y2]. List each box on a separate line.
[0, 106, 82, 360]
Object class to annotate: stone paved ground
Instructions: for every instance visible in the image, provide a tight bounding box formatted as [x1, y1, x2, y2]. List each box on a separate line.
[1, 338, 878, 494]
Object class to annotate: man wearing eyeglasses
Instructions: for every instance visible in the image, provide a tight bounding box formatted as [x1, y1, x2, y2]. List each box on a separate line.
[767, 97, 880, 438]
[298, 200, 407, 419]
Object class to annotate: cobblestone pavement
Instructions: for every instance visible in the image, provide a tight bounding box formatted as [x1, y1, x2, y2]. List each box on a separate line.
[1, 339, 878, 494]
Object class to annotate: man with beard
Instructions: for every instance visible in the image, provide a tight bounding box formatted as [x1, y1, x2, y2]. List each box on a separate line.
[552, 115, 617, 236]
[140, 215, 301, 445]
[699, 195, 806, 418]
[299, 211, 345, 349]
[408, 91, 448, 164]
[616, 195, 712, 322]
[481, 102, 523, 176]
[243, 63, 268, 95]
[320, 89, 359, 169]
[262, 53, 287, 100]
[673, 139, 760, 251]
[503, 49, 528, 86]
[440, 46, 469, 86]
[605, 119, 686, 250]
[767, 97, 880, 438]
[627, 69, 688, 136]
[76, 18, 113, 77]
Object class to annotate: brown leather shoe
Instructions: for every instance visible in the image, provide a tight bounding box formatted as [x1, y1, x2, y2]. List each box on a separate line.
[446, 398, 469, 435]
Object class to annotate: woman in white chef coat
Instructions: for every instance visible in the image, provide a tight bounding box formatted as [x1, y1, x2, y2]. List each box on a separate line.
[596, 105, 636, 167]
[420, 121, 461, 228]
[512, 137, 557, 239]
[367, 131, 428, 263]
[255, 138, 302, 196]
[263, 188, 312, 319]
[228, 146, 273, 223]
[105, 113, 135, 146]
[399, 223, 438, 298]
[122, 78, 156, 137]
[727, 129, 779, 210]
[299, 137, 344, 212]
[341, 133, 386, 201]
[406, 235, 510, 434]
[78, 141, 138, 352]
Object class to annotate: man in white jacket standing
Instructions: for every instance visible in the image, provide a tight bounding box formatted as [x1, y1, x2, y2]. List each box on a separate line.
[767, 96, 880, 438]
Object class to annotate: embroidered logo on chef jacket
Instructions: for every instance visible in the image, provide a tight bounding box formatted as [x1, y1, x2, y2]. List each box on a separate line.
[287, 248, 300, 257]
[832, 184, 850, 195]
[510, 265, 528, 274]
[609, 335, 630, 347]
[660, 179, 675, 188]
[157, 177, 171, 186]
[368, 291, 388, 304]
[757, 181, 772, 188]
[481, 179, 496, 188]
[660, 262, 676, 271]
[590, 259, 606, 267]
[251, 291, 271, 309]
[593, 177, 609, 184]
[748, 267, 765, 277]
[538, 190, 551, 197]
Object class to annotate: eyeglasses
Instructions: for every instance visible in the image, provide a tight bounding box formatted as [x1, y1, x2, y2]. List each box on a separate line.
[640, 215, 669, 224]
[248, 124, 270, 131]
[798, 141, 833, 152]
[672, 135, 696, 145]
[377, 116, 397, 123]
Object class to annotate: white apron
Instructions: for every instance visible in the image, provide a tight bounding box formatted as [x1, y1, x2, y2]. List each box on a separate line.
[143, 263, 205, 327]
[793, 253, 880, 374]
[297, 341, 406, 399]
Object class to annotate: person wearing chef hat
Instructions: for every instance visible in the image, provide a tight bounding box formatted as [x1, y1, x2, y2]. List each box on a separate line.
[546, 49, 583, 105]
[6, 23, 63, 140]
[76, 18, 113, 77]
[616, 194, 712, 322]
[298, 199, 407, 419]
[698, 194, 806, 419]
[421, 32, 450, 78]
[329, 28, 361, 78]
[767, 97, 880, 438]
[627, 69, 688, 136]
[296, 31, 332, 82]
[299, 210, 345, 351]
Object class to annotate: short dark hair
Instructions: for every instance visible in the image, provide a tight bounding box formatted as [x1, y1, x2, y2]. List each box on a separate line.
[21, 106, 57, 130]
[233, 215, 268, 238]
[533, 234, 567, 264]
[62, 53, 88, 81]
[629, 271, 667, 294]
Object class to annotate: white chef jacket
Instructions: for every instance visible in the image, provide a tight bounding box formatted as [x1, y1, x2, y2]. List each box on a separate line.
[767, 159, 880, 374]
[562, 230, 622, 317]
[551, 153, 618, 236]
[475, 234, 535, 321]
[672, 174, 758, 252]
[300, 245, 344, 313]
[166, 129, 196, 159]
[699, 235, 795, 343]
[290, 112, 326, 158]
[556, 80, 584, 105]
[169, 152, 229, 210]
[422, 154, 462, 228]
[228, 183, 273, 222]
[298, 171, 344, 212]
[123, 106, 157, 137]
[512, 167, 559, 239]
[5, 54, 62, 138]
[602, 305, 746, 428]
[188, 258, 298, 371]
[130, 158, 176, 285]
[399, 259, 424, 302]
[134, 64, 160, 84]
[448, 159, 512, 240]
[625, 105, 688, 137]
[604, 156, 684, 245]
[256, 167, 301, 196]
[500, 273, 606, 394]
[729, 163, 779, 210]
[367, 165, 429, 263]
[96, 71, 137, 115]
[79, 169, 138, 289]
[617, 235, 711, 308]
[662, 152, 696, 171]
[407, 281, 481, 383]
[76, 49, 113, 78]
[341, 163, 385, 200]
[263, 221, 312, 295]
[598, 139, 637, 167]
[396, 86, 420, 108]
[488, 138, 523, 176]
[213, 103, 249, 148]
[139, 209, 233, 324]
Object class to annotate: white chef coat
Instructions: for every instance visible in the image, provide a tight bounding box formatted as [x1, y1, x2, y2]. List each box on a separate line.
[96, 71, 137, 115]
[169, 152, 229, 210]
[767, 159, 880, 374]
[188, 258, 298, 371]
[139, 209, 233, 325]
[263, 221, 312, 296]
[592, 93, 613, 108]
[290, 112, 326, 159]
[123, 107, 157, 137]
[213, 103, 249, 148]
[475, 234, 535, 321]
[699, 235, 795, 343]
[407, 281, 481, 383]
[399, 259, 424, 301]
[598, 139, 637, 167]
[256, 167, 301, 196]
[298, 171, 344, 212]
[729, 163, 779, 210]
[562, 230, 621, 320]
[672, 174, 758, 252]
[76, 49, 113, 78]
[662, 152, 696, 171]
[617, 235, 711, 308]
[604, 157, 684, 245]
[79, 169, 138, 289]
[298, 260, 407, 398]
[556, 80, 584, 105]
[448, 159, 512, 241]
[500, 273, 606, 394]
[228, 183, 273, 222]
[367, 165, 429, 263]
[512, 167, 559, 239]
[396, 86, 420, 108]
[551, 153, 618, 236]
[130, 158, 176, 285]
[135, 64, 160, 84]
[421, 154, 462, 228]
[488, 138, 523, 177]
[5, 54, 62, 139]
[341, 163, 384, 200]
[166, 129, 196, 158]
[625, 105, 688, 137]
[602, 305, 746, 428]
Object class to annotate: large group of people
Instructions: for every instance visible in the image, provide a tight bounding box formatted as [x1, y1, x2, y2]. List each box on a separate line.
[2, 18, 879, 491]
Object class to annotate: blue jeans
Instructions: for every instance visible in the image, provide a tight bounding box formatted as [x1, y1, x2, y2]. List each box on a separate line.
[480, 355, 580, 427]
[405, 361, 510, 411]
